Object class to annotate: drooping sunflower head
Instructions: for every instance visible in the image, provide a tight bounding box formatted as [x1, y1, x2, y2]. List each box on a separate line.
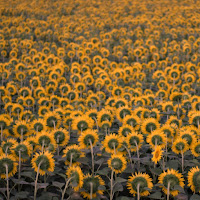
[108, 154, 127, 174]
[118, 124, 134, 137]
[0, 154, 18, 179]
[72, 115, 94, 134]
[160, 124, 175, 143]
[66, 165, 84, 191]
[189, 111, 200, 128]
[188, 166, 200, 193]
[31, 151, 55, 175]
[191, 142, 200, 157]
[127, 172, 153, 197]
[146, 130, 166, 149]
[158, 169, 184, 196]
[126, 132, 143, 152]
[172, 138, 189, 154]
[13, 120, 30, 138]
[141, 118, 160, 135]
[11, 141, 31, 162]
[179, 130, 197, 147]
[102, 133, 122, 154]
[1, 138, 17, 155]
[116, 106, 132, 122]
[63, 145, 85, 166]
[97, 109, 114, 127]
[123, 114, 140, 130]
[31, 118, 47, 133]
[78, 129, 99, 149]
[44, 111, 61, 130]
[167, 116, 182, 128]
[0, 116, 10, 130]
[52, 128, 69, 146]
[81, 174, 105, 199]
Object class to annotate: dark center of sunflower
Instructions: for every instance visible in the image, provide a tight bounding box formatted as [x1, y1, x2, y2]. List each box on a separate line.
[193, 171, 200, 191]
[17, 125, 28, 135]
[146, 123, 157, 133]
[152, 135, 162, 146]
[129, 136, 139, 147]
[39, 136, 51, 146]
[66, 149, 80, 163]
[83, 134, 95, 146]
[54, 131, 65, 144]
[83, 176, 100, 193]
[182, 134, 192, 145]
[35, 155, 50, 171]
[15, 144, 28, 158]
[34, 123, 44, 132]
[175, 142, 185, 151]
[122, 128, 131, 137]
[77, 121, 88, 131]
[108, 139, 119, 150]
[195, 145, 200, 154]
[47, 116, 57, 127]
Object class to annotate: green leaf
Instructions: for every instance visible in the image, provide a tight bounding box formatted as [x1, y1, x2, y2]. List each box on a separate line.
[113, 183, 123, 194]
[52, 181, 65, 189]
[173, 185, 185, 194]
[98, 185, 106, 190]
[115, 177, 127, 183]
[96, 167, 110, 175]
[116, 197, 134, 200]
[77, 157, 89, 165]
[190, 194, 200, 200]
[150, 167, 162, 175]
[148, 192, 164, 199]
[20, 171, 35, 180]
[166, 160, 179, 170]
[15, 191, 29, 198]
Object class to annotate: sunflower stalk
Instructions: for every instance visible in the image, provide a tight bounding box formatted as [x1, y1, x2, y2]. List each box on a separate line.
[20, 128, 23, 142]
[89, 139, 94, 175]
[0, 124, 3, 143]
[110, 169, 114, 200]
[69, 153, 73, 167]
[41, 140, 45, 153]
[134, 140, 140, 169]
[167, 181, 171, 200]
[90, 182, 94, 200]
[18, 150, 21, 192]
[61, 177, 72, 200]
[4, 163, 10, 200]
[181, 150, 184, 172]
[34, 161, 43, 200]
[137, 183, 140, 200]
[57, 136, 60, 156]
[123, 144, 134, 169]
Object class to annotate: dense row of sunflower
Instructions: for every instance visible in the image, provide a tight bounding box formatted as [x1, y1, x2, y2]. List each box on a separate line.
[1, 0, 200, 199]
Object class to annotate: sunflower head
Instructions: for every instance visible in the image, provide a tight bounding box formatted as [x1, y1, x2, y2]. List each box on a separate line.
[52, 128, 69, 146]
[0, 154, 18, 179]
[44, 111, 61, 130]
[151, 146, 163, 164]
[172, 138, 189, 154]
[147, 130, 166, 149]
[78, 129, 99, 149]
[66, 165, 84, 191]
[141, 118, 160, 135]
[126, 132, 143, 152]
[108, 154, 127, 174]
[158, 169, 184, 196]
[81, 174, 105, 199]
[188, 166, 200, 193]
[127, 172, 153, 197]
[31, 151, 55, 175]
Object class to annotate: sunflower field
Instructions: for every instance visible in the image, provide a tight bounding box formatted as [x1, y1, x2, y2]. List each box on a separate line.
[1, 0, 200, 199]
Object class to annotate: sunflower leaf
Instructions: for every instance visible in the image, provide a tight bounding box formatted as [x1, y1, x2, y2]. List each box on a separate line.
[148, 192, 164, 199]
[115, 177, 127, 183]
[173, 185, 185, 193]
[113, 183, 123, 193]
[96, 167, 110, 175]
[190, 194, 200, 200]
[52, 181, 65, 189]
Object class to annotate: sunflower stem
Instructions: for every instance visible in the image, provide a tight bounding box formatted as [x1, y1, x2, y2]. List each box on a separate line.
[69, 153, 73, 167]
[61, 177, 72, 200]
[89, 139, 94, 176]
[92, 117, 99, 133]
[20, 128, 23, 142]
[123, 144, 134, 169]
[167, 181, 171, 200]
[18, 150, 21, 192]
[4, 164, 10, 200]
[181, 150, 184, 172]
[41, 140, 45, 153]
[137, 183, 140, 200]
[134, 141, 140, 169]
[53, 121, 56, 130]
[110, 169, 114, 200]
[34, 161, 43, 200]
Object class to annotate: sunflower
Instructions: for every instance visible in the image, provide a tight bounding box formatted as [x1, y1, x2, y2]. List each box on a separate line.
[123, 114, 140, 130]
[12, 141, 31, 162]
[172, 138, 189, 154]
[13, 120, 30, 139]
[38, 106, 49, 116]
[179, 130, 197, 147]
[126, 132, 144, 152]
[72, 115, 94, 134]
[116, 106, 132, 122]
[66, 165, 84, 191]
[78, 129, 99, 149]
[191, 142, 200, 157]
[108, 154, 127, 174]
[81, 174, 105, 199]
[118, 124, 134, 137]
[102, 133, 122, 154]
[141, 118, 160, 134]
[160, 124, 174, 143]
[167, 116, 182, 128]
[127, 172, 153, 197]
[0, 154, 18, 179]
[189, 111, 200, 128]
[63, 145, 85, 166]
[97, 109, 113, 127]
[188, 166, 200, 193]
[146, 130, 166, 149]
[1, 138, 16, 155]
[31, 118, 47, 133]
[158, 169, 184, 196]
[36, 131, 56, 151]
[152, 145, 163, 164]
[31, 151, 55, 175]
[44, 111, 61, 130]
[52, 128, 69, 146]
